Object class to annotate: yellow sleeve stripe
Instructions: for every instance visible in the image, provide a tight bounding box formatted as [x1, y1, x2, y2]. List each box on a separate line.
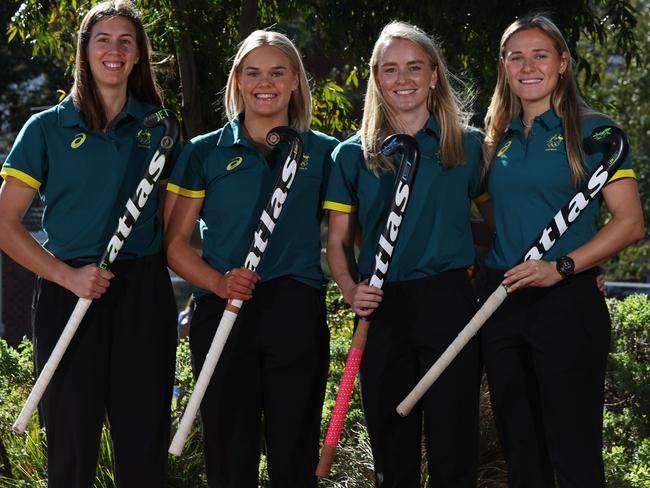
[0, 167, 42, 189]
[166, 183, 205, 198]
[608, 168, 636, 183]
[323, 200, 357, 213]
[474, 192, 490, 204]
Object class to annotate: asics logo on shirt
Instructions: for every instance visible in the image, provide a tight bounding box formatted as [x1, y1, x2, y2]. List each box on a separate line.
[227, 157, 243, 171]
[545, 134, 564, 152]
[70, 133, 86, 149]
[496, 140, 511, 157]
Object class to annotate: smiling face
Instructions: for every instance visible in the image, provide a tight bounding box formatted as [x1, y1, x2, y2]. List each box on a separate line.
[502, 27, 568, 116]
[87, 16, 140, 94]
[375, 38, 437, 119]
[236, 45, 299, 122]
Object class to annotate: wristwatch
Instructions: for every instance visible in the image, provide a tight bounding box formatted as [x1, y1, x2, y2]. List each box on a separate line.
[556, 255, 575, 278]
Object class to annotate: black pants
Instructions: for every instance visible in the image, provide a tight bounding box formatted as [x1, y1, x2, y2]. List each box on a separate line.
[360, 270, 481, 488]
[190, 278, 329, 488]
[33, 254, 177, 488]
[481, 269, 610, 488]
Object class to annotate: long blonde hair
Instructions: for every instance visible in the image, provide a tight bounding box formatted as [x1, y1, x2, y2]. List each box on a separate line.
[360, 21, 472, 173]
[483, 14, 598, 186]
[224, 30, 312, 132]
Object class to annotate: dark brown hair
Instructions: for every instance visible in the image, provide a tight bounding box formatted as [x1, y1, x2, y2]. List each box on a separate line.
[71, 0, 162, 130]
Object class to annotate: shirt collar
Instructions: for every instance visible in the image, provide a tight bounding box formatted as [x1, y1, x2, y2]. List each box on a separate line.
[508, 107, 563, 134]
[57, 95, 85, 128]
[420, 115, 441, 140]
[57, 91, 149, 129]
[216, 113, 250, 148]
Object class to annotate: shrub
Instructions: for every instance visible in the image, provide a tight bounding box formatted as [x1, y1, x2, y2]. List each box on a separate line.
[0, 293, 647, 486]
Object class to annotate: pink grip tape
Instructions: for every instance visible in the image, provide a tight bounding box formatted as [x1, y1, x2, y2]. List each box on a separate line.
[324, 347, 364, 446]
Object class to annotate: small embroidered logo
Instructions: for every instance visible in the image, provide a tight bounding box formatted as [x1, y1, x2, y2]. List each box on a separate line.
[70, 133, 86, 149]
[136, 129, 152, 148]
[227, 156, 243, 171]
[300, 154, 310, 170]
[545, 134, 564, 152]
[496, 140, 512, 157]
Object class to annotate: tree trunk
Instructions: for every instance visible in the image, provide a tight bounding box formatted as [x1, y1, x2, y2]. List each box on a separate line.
[239, 0, 258, 41]
[169, 0, 210, 139]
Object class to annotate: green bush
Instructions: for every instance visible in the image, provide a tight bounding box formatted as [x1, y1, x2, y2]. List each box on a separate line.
[0, 293, 648, 486]
[603, 294, 650, 487]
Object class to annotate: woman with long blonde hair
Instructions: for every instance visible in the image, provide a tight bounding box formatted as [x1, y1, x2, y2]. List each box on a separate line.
[164, 30, 337, 487]
[481, 14, 644, 487]
[325, 21, 488, 487]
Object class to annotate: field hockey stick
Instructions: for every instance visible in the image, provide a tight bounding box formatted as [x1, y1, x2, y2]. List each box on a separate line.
[13, 109, 180, 434]
[396, 124, 629, 417]
[316, 134, 420, 478]
[168, 126, 303, 456]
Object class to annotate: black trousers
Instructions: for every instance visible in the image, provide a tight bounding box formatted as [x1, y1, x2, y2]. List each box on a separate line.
[481, 269, 610, 488]
[33, 254, 177, 488]
[190, 278, 329, 488]
[360, 270, 481, 488]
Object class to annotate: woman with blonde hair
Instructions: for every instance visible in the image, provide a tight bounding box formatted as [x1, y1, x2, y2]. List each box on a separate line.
[164, 29, 337, 487]
[325, 21, 488, 487]
[0, 1, 178, 485]
[481, 14, 644, 487]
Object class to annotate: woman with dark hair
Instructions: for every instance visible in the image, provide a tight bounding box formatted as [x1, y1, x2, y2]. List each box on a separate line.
[0, 1, 177, 486]
[164, 30, 336, 487]
[325, 21, 487, 487]
[481, 14, 644, 487]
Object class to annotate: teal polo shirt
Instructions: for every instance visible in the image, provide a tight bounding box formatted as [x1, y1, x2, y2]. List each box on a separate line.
[486, 109, 636, 270]
[323, 116, 485, 282]
[1, 94, 176, 262]
[167, 115, 338, 295]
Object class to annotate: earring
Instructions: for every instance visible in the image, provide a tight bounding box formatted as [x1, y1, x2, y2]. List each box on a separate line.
[559, 71, 564, 80]
[430, 84, 436, 90]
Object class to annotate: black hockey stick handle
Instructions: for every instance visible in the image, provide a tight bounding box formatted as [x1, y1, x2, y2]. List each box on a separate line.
[13, 109, 180, 434]
[317, 134, 420, 478]
[169, 127, 303, 456]
[396, 125, 629, 417]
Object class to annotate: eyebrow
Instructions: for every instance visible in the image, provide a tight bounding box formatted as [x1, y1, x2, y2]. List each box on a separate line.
[93, 32, 136, 39]
[243, 65, 289, 71]
[380, 60, 426, 67]
[507, 48, 551, 55]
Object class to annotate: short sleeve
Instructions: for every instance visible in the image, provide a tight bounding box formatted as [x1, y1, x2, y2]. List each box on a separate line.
[166, 140, 206, 198]
[323, 140, 361, 213]
[582, 116, 635, 183]
[1, 115, 47, 189]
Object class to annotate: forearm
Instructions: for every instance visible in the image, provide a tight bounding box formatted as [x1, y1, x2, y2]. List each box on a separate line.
[0, 219, 72, 287]
[569, 213, 644, 273]
[327, 241, 358, 301]
[166, 238, 222, 295]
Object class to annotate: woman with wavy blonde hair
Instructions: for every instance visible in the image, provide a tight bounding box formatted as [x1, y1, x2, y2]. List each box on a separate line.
[481, 14, 643, 487]
[325, 21, 488, 487]
[165, 29, 337, 487]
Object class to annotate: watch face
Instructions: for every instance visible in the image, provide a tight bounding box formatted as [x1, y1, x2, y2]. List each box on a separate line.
[558, 256, 575, 276]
